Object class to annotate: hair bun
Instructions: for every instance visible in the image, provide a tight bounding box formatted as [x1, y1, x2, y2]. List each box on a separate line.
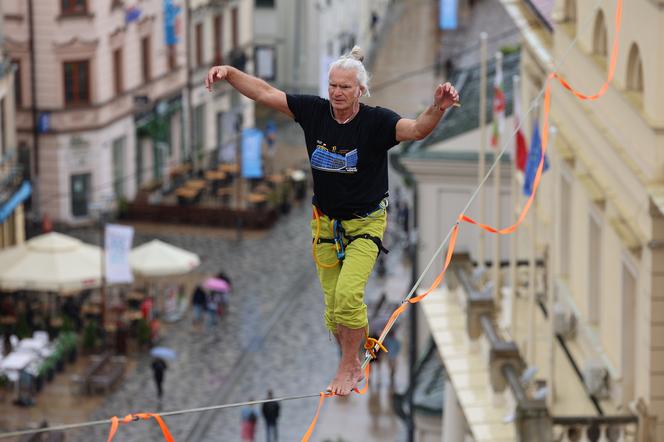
[349, 46, 365, 62]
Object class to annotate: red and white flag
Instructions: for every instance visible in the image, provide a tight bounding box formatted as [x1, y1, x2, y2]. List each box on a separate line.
[513, 77, 528, 172]
[491, 57, 506, 148]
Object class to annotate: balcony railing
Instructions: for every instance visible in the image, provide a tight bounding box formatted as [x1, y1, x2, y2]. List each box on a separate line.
[552, 416, 639, 442]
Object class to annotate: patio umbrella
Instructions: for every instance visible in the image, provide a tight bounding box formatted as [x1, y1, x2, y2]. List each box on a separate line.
[0, 232, 102, 292]
[203, 277, 230, 293]
[129, 240, 200, 278]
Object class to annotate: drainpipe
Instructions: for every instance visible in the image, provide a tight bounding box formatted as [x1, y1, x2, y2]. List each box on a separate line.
[183, 0, 194, 171]
[27, 0, 40, 219]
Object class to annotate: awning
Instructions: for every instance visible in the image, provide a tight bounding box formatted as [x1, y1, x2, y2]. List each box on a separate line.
[0, 181, 31, 224]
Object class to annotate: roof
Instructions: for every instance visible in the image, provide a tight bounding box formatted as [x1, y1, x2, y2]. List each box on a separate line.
[403, 50, 521, 154]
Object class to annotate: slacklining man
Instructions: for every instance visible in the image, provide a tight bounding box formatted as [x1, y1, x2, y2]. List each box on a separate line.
[205, 46, 458, 396]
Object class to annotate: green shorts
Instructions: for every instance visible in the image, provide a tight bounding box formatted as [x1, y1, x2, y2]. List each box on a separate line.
[311, 207, 387, 333]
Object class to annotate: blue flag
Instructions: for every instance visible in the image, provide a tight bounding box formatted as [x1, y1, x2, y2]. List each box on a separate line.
[523, 123, 549, 196]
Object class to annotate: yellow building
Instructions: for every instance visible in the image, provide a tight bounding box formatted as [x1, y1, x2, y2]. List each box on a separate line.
[399, 0, 663, 440]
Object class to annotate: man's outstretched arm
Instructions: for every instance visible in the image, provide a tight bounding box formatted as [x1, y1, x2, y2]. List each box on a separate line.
[395, 82, 459, 142]
[206, 66, 294, 119]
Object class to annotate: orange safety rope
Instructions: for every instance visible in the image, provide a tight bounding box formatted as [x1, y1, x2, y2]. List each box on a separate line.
[304, 0, 624, 438]
[107, 413, 174, 442]
[301, 364, 371, 442]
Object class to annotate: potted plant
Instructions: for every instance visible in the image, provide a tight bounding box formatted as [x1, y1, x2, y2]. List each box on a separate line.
[135, 318, 151, 349]
[82, 322, 98, 354]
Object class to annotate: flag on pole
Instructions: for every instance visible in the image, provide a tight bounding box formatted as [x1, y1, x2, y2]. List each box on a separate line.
[523, 121, 550, 196]
[490, 56, 506, 148]
[513, 79, 528, 172]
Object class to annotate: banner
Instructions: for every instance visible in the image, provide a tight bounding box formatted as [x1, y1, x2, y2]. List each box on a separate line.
[163, 0, 182, 46]
[105, 224, 134, 284]
[241, 128, 264, 179]
[439, 0, 458, 30]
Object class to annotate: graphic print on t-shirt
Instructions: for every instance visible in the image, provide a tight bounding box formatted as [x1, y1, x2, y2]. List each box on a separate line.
[310, 141, 358, 174]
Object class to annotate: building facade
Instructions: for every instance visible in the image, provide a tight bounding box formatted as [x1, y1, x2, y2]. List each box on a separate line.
[185, 0, 254, 170]
[0, 5, 28, 248]
[3, 0, 188, 224]
[400, 0, 664, 439]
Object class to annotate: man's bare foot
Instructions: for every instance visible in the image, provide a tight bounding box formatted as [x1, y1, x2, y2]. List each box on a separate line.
[327, 360, 364, 396]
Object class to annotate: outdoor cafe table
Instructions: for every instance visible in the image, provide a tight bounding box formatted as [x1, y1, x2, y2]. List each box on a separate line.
[184, 179, 206, 190]
[218, 163, 239, 174]
[204, 171, 226, 181]
[1, 350, 39, 382]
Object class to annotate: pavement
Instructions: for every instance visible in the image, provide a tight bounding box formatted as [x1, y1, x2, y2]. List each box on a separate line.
[1, 0, 452, 440]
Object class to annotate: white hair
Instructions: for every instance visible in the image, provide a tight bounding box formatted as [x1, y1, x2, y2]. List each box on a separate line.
[328, 46, 371, 97]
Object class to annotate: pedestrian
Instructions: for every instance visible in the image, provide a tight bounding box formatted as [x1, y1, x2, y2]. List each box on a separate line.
[206, 45, 459, 396]
[151, 357, 167, 399]
[191, 285, 207, 328]
[261, 390, 280, 442]
[206, 291, 219, 328]
[240, 400, 258, 442]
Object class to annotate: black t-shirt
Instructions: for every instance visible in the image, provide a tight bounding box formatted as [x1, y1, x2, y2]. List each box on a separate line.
[287, 94, 401, 219]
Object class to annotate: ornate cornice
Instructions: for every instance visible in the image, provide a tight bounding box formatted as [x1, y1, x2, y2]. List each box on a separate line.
[53, 37, 99, 57]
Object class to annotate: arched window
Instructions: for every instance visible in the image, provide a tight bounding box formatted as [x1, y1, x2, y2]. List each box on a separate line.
[592, 11, 608, 57]
[626, 43, 643, 93]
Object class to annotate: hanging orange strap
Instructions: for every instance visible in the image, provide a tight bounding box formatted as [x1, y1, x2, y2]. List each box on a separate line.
[301, 364, 371, 442]
[107, 413, 174, 442]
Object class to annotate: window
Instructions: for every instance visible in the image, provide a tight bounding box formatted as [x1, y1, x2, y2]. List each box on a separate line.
[113, 48, 123, 95]
[168, 46, 177, 70]
[626, 43, 643, 93]
[192, 104, 205, 160]
[13, 59, 22, 108]
[214, 15, 223, 65]
[141, 36, 151, 83]
[61, 0, 87, 15]
[564, 0, 576, 33]
[592, 11, 607, 56]
[588, 212, 602, 325]
[255, 0, 275, 7]
[560, 172, 572, 277]
[231, 7, 239, 49]
[0, 98, 5, 156]
[63, 60, 90, 105]
[112, 137, 126, 199]
[70, 173, 91, 217]
[195, 23, 204, 67]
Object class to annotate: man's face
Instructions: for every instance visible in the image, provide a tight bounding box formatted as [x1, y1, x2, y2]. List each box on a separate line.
[328, 68, 361, 112]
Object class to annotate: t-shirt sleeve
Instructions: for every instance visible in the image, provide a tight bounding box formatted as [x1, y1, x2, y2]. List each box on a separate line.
[286, 94, 324, 128]
[372, 106, 402, 150]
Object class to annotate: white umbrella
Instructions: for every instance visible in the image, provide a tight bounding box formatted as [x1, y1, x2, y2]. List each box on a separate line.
[0, 232, 102, 292]
[129, 240, 200, 278]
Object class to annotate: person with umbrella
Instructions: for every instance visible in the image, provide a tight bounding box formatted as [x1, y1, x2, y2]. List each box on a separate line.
[150, 347, 175, 399]
[205, 45, 458, 396]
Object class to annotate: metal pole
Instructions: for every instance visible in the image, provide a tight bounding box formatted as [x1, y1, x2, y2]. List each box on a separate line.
[547, 125, 558, 406]
[478, 32, 488, 270]
[407, 185, 418, 442]
[510, 75, 520, 339]
[235, 113, 243, 240]
[492, 51, 503, 304]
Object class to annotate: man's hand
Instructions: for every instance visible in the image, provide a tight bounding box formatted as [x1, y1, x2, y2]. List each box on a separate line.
[205, 66, 230, 92]
[434, 82, 460, 111]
